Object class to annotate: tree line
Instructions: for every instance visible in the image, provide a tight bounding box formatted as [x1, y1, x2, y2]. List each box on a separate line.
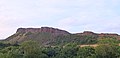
[0, 38, 120, 58]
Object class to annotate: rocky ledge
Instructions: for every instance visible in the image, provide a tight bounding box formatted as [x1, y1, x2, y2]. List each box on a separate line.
[77, 31, 119, 37]
[16, 27, 70, 35]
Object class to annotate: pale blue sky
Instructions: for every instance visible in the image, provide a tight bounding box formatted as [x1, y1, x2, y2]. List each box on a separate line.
[0, 0, 120, 39]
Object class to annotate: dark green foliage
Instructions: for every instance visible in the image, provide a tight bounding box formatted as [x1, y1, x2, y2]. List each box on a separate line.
[1, 38, 120, 58]
[98, 38, 119, 45]
[77, 46, 95, 58]
[95, 38, 120, 58]
[0, 41, 11, 49]
[58, 43, 78, 58]
[53, 35, 98, 46]
[0, 46, 22, 58]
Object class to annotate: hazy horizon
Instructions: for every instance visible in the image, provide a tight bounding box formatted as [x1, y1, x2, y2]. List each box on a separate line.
[0, 0, 120, 39]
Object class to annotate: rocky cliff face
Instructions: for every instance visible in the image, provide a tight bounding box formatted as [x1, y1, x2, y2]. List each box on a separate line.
[5, 27, 120, 45]
[5, 27, 71, 45]
[76, 31, 119, 39]
[16, 27, 70, 35]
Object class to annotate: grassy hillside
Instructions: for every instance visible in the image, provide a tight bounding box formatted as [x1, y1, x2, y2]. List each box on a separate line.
[4, 27, 120, 46]
[5, 31, 118, 46]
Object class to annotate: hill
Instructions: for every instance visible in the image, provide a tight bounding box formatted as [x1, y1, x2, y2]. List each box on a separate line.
[4, 27, 120, 46]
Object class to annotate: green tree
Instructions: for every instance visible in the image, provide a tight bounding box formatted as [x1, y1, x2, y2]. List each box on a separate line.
[20, 40, 48, 58]
[55, 43, 78, 58]
[77, 46, 95, 58]
[95, 38, 119, 58]
[0, 46, 22, 58]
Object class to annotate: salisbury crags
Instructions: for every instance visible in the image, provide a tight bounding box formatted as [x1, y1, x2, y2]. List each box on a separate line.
[16, 27, 70, 35]
[5, 27, 120, 45]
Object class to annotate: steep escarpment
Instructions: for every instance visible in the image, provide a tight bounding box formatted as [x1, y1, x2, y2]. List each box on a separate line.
[76, 31, 120, 39]
[5, 27, 120, 45]
[76, 31, 119, 38]
[16, 27, 70, 35]
[5, 27, 70, 45]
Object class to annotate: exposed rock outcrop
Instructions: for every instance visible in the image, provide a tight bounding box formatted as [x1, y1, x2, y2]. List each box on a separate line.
[16, 27, 70, 35]
[5, 27, 120, 45]
[5, 27, 71, 45]
[77, 31, 97, 35]
[76, 31, 119, 38]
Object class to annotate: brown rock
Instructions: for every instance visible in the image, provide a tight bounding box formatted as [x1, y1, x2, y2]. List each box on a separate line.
[16, 27, 70, 35]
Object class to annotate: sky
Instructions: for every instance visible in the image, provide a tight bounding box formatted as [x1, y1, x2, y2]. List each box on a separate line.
[0, 0, 120, 39]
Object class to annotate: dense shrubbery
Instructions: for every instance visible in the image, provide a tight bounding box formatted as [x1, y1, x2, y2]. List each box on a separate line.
[53, 35, 98, 45]
[0, 38, 120, 58]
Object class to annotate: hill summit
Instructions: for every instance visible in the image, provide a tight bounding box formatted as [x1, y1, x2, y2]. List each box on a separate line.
[16, 27, 70, 35]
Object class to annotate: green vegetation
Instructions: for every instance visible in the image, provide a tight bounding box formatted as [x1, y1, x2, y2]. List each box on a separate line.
[0, 38, 120, 58]
[50, 34, 98, 45]
[6, 31, 101, 45]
